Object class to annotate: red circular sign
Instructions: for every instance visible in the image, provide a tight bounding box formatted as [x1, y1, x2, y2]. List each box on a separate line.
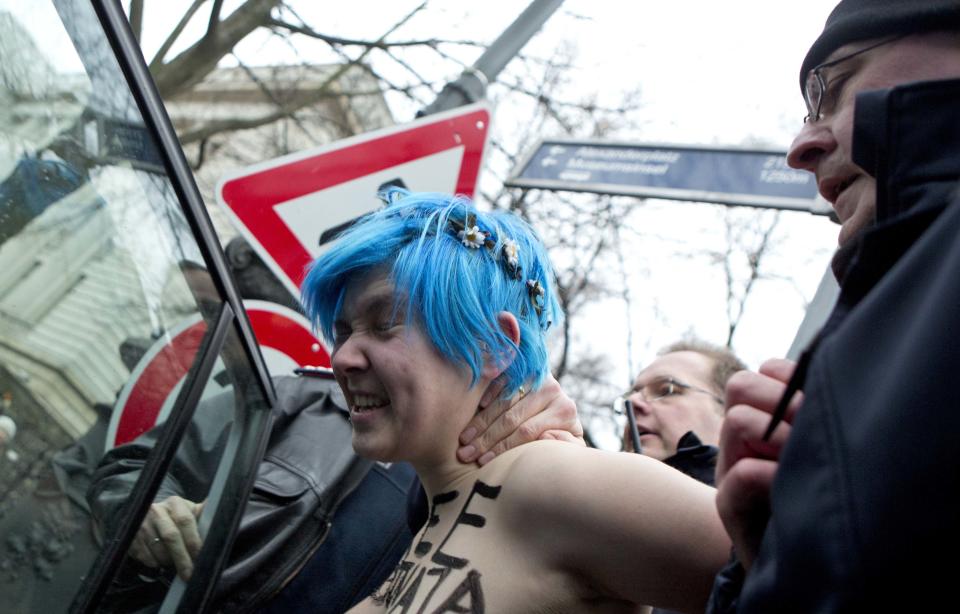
[106, 301, 328, 449]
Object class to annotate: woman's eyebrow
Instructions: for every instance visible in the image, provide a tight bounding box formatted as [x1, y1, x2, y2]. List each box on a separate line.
[350, 291, 397, 320]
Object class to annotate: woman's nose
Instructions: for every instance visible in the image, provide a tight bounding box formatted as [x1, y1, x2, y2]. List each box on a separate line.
[331, 335, 369, 373]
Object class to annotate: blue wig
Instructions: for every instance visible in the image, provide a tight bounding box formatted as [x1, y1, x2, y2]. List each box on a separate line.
[301, 189, 562, 397]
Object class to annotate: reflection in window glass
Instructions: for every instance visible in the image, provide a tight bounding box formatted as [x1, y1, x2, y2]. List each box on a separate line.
[0, 1, 264, 611]
[88, 323, 267, 613]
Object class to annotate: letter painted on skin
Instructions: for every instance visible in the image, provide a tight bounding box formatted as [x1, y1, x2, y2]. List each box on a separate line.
[372, 481, 501, 614]
[429, 570, 484, 613]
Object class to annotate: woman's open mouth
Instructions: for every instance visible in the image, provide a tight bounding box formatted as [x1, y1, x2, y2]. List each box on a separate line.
[351, 393, 390, 414]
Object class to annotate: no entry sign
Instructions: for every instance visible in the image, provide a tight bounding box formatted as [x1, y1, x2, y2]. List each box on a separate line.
[105, 301, 327, 450]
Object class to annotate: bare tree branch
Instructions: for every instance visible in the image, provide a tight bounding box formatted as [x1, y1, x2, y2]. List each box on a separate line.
[723, 211, 781, 347]
[176, 1, 430, 143]
[613, 224, 636, 378]
[206, 0, 225, 38]
[723, 224, 737, 345]
[189, 137, 209, 170]
[153, 0, 282, 99]
[382, 48, 437, 94]
[554, 278, 572, 378]
[267, 18, 479, 50]
[177, 65, 351, 143]
[149, 0, 207, 71]
[500, 79, 643, 115]
[231, 56, 319, 142]
[128, 0, 144, 42]
[326, 43, 433, 108]
[364, 67, 433, 107]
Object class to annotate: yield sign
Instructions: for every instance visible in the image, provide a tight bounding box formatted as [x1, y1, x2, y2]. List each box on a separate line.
[217, 102, 491, 297]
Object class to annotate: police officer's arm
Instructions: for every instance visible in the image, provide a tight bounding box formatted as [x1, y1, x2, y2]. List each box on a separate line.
[457, 374, 584, 465]
[88, 439, 211, 580]
[87, 389, 234, 581]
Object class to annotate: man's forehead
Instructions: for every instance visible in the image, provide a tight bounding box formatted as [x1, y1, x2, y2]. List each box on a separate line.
[813, 33, 960, 95]
[798, 0, 960, 92]
[814, 35, 894, 77]
[634, 351, 713, 386]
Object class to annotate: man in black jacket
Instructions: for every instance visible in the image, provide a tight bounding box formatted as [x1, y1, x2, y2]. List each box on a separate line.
[710, 1, 960, 612]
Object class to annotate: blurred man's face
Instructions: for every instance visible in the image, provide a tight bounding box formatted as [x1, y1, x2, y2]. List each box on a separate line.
[787, 32, 960, 246]
[621, 351, 723, 461]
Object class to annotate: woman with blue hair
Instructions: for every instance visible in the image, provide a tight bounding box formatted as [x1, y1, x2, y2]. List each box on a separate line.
[303, 190, 728, 613]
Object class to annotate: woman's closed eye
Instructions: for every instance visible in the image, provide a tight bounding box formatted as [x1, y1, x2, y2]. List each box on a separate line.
[334, 319, 397, 345]
[372, 320, 396, 335]
[372, 306, 405, 335]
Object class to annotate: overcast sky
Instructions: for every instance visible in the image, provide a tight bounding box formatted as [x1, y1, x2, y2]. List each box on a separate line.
[136, 1, 840, 145]
[267, 1, 840, 144]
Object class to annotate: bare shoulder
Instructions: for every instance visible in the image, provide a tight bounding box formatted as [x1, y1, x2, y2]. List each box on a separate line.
[475, 438, 582, 480]
[482, 440, 710, 515]
[476, 440, 588, 496]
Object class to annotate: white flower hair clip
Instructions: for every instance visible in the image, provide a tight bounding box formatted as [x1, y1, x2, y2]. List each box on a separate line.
[459, 225, 487, 249]
[500, 238, 522, 280]
[527, 279, 546, 318]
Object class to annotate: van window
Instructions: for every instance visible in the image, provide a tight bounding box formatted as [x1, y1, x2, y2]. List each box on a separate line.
[0, 2, 268, 611]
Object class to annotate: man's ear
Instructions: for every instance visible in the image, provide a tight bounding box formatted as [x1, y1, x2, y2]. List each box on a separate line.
[482, 312, 520, 379]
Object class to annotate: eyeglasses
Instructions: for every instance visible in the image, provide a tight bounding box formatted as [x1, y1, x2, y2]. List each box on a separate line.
[613, 376, 723, 414]
[803, 35, 904, 124]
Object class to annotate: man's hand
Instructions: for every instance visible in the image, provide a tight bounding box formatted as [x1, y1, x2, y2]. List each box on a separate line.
[715, 359, 802, 570]
[457, 375, 584, 465]
[129, 496, 204, 581]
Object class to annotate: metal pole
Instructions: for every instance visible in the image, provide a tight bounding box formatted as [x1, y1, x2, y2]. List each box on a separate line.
[786, 264, 839, 359]
[624, 399, 643, 454]
[418, 0, 565, 116]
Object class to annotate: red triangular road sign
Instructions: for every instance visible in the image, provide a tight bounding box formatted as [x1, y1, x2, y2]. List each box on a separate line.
[217, 103, 491, 297]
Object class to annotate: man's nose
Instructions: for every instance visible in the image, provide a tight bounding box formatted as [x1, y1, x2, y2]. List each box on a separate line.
[786, 120, 836, 172]
[628, 392, 652, 415]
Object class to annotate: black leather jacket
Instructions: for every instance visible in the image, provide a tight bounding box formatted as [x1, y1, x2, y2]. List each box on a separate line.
[89, 375, 404, 612]
[710, 78, 960, 613]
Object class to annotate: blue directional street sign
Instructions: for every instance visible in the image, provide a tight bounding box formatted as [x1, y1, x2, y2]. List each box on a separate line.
[506, 139, 825, 214]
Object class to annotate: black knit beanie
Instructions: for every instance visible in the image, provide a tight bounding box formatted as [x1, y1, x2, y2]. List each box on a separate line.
[800, 0, 960, 92]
